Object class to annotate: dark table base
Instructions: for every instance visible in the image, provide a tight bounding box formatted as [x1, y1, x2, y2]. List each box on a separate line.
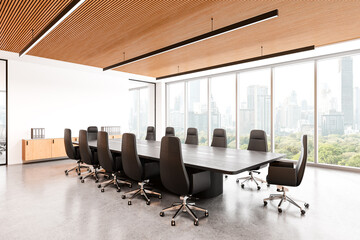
[194, 172, 223, 199]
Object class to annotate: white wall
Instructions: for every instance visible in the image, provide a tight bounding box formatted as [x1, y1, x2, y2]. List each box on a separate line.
[0, 50, 155, 165]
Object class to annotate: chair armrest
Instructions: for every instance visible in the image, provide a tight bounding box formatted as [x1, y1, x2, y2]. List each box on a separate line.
[270, 161, 294, 168]
[189, 170, 211, 195]
[267, 165, 296, 186]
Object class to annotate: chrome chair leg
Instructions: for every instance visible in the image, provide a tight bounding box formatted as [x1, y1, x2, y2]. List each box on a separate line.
[122, 181, 162, 205]
[236, 171, 267, 190]
[159, 195, 208, 226]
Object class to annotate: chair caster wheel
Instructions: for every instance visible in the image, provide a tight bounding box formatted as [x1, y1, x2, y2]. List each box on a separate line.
[158, 195, 162, 199]
[65, 170, 68, 176]
[117, 189, 121, 192]
[263, 201, 268, 206]
[146, 201, 151, 205]
[304, 203, 309, 208]
[171, 220, 175, 226]
[160, 212, 164, 217]
[241, 184, 244, 189]
[128, 201, 132, 205]
[257, 186, 261, 190]
[267, 184, 270, 187]
[278, 208, 282, 213]
[205, 211, 209, 217]
[101, 189, 104, 192]
[301, 209, 306, 215]
[95, 180, 99, 183]
[79, 176, 83, 180]
[77, 172, 81, 176]
[194, 219, 199, 226]
[225, 175, 228, 178]
[121, 195, 126, 199]
[236, 179, 239, 183]
[81, 180, 84, 183]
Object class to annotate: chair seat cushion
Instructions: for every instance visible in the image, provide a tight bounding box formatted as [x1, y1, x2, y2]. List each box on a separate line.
[267, 165, 297, 186]
[187, 169, 211, 195]
[143, 162, 160, 179]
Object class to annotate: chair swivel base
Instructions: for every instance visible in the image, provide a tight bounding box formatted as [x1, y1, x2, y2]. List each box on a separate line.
[121, 180, 161, 205]
[64, 161, 90, 176]
[98, 173, 132, 192]
[79, 168, 106, 183]
[159, 196, 208, 226]
[263, 186, 309, 215]
[236, 171, 268, 190]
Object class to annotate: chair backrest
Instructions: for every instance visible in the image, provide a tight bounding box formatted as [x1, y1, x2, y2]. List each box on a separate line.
[160, 136, 190, 196]
[64, 128, 79, 160]
[87, 126, 98, 141]
[295, 135, 308, 186]
[211, 128, 227, 148]
[185, 128, 198, 145]
[97, 131, 114, 173]
[165, 127, 175, 137]
[247, 130, 268, 152]
[122, 133, 143, 181]
[145, 126, 156, 140]
[79, 130, 93, 165]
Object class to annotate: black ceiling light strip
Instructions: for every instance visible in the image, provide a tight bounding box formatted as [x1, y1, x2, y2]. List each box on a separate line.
[103, 9, 278, 71]
[19, 0, 85, 57]
[156, 45, 315, 80]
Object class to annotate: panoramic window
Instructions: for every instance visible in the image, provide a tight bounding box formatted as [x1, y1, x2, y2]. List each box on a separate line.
[318, 55, 360, 167]
[0, 60, 6, 165]
[273, 62, 315, 162]
[167, 81, 185, 141]
[128, 82, 155, 140]
[210, 74, 236, 148]
[238, 68, 271, 150]
[187, 79, 208, 145]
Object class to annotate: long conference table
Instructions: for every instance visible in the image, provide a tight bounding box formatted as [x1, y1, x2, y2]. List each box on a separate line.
[87, 139, 285, 198]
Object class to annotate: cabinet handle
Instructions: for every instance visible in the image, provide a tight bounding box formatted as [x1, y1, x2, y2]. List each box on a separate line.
[53, 139, 55, 144]
[26, 141, 28, 145]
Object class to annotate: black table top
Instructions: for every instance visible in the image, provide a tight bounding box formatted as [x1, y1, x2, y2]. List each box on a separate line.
[87, 139, 285, 175]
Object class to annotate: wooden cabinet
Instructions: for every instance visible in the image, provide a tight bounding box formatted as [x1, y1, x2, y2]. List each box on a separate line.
[22, 138, 67, 162]
[52, 138, 67, 158]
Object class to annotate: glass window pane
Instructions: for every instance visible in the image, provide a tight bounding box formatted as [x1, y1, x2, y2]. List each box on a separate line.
[274, 62, 314, 161]
[129, 89, 139, 136]
[139, 88, 149, 139]
[318, 56, 360, 167]
[210, 74, 236, 148]
[187, 79, 208, 145]
[0, 60, 6, 165]
[167, 82, 185, 142]
[238, 68, 271, 150]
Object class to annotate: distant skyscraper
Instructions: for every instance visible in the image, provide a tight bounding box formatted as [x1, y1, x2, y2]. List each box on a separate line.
[188, 80, 200, 112]
[321, 110, 344, 136]
[247, 85, 270, 134]
[355, 87, 360, 129]
[341, 57, 353, 127]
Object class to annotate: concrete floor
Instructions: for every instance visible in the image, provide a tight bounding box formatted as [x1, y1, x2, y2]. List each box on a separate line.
[0, 160, 359, 240]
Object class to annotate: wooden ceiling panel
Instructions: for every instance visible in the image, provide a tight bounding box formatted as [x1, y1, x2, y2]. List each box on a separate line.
[0, 0, 72, 52]
[1, 1, 360, 78]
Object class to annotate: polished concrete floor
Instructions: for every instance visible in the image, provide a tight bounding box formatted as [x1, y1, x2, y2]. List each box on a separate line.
[0, 160, 359, 240]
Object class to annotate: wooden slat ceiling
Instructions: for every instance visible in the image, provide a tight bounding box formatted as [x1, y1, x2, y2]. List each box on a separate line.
[1, 0, 360, 78]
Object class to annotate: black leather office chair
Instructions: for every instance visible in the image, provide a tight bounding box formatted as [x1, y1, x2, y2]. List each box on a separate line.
[97, 131, 132, 192]
[159, 136, 210, 226]
[211, 128, 227, 148]
[121, 133, 162, 205]
[145, 126, 156, 140]
[87, 126, 98, 141]
[165, 127, 175, 137]
[64, 128, 90, 175]
[78, 130, 105, 183]
[263, 135, 309, 215]
[211, 128, 228, 178]
[185, 128, 198, 145]
[236, 130, 269, 190]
